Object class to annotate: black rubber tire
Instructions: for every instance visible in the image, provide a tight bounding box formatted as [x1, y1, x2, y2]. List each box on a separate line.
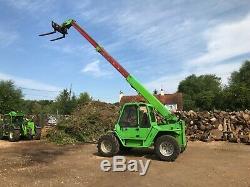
[97, 134, 120, 157]
[8, 129, 20, 142]
[26, 133, 33, 140]
[26, 128, 33, 140]
[154, 135, 180, 161]
[33, 128, 41, 140]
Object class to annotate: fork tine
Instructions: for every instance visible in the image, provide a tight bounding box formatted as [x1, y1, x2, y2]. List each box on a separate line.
[50, 34, 65, 41]
[39, 31, 56, 36]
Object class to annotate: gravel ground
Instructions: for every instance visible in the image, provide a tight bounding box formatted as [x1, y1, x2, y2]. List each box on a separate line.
[0, 140, 249, 187]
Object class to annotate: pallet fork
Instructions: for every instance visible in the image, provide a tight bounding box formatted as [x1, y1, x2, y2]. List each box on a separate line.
[39, 21, 72, 41]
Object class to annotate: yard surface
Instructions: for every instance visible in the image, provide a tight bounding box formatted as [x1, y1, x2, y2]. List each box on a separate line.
[0, 140, 249, 187]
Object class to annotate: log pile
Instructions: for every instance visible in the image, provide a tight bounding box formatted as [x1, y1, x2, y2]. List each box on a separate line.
[176, 110, 250, 143]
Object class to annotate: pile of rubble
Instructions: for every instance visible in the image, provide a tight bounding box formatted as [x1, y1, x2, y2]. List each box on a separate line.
[176, 110, 250, 143]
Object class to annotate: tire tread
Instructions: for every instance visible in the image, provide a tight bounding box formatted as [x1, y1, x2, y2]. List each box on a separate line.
[97, 133, 120, 157]
[154, 135, 180, 161]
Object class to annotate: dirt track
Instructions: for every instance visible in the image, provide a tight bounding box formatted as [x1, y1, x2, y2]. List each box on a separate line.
[0, 140, 249, 187]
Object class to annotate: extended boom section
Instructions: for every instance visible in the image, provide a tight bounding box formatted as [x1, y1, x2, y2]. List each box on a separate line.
[53, 19, 176, 121]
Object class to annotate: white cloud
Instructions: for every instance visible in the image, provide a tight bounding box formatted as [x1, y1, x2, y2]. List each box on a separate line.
[145, 61, 242, 93]
[0, 72, 61, 100]
[194, 62, 242, 84]
[145, 14, 250, 93]
[145, 73, 186, 94]
[74, 1, 195, 58]
[0, 72, 61, 92]
[45, 43, 94, 56]
[5, 0, 54, 12]
[188, 14, 250, 66]
[81, 60, 111, 77]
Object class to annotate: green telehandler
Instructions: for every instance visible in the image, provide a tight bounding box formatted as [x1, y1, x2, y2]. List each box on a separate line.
[0, 111, 41, 142]
[39, 19, 187, 161]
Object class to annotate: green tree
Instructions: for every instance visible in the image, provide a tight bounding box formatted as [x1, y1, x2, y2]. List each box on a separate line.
[222, 60, 250, 110]
[229, 60, 250, 87]
[53, 89, 77, 115]
[21, 100, 54, 114]
[178, 74, 222, 110]
[78, 92, 92, 105]
[0, 80, 23, 114]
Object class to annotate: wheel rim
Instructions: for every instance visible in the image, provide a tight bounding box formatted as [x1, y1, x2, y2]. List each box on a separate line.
[9, 132, 13, 139]
[159, 142, 174, 156]
[101, 140, 112, 154]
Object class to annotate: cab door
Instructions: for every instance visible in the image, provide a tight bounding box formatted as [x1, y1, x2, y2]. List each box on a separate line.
[136, 105, 152, 140]
[117, 104, 139, 139]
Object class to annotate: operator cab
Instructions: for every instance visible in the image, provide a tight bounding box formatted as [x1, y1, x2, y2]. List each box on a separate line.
[118, 102, 156, 129]
[116, 103, 157, 146]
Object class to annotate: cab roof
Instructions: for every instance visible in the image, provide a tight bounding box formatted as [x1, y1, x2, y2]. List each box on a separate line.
[123, 102, 153, 107]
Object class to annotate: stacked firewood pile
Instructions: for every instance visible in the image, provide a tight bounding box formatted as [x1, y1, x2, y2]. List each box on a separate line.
[176, 110, 250, 143]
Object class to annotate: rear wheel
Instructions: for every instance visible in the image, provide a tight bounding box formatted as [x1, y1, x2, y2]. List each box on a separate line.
[26, 129, 33, 140]
[97, 134, 120, 157]
[154, 135, 180, 161]
[8, 129, 20, 142]
[27, 133, 33, 140]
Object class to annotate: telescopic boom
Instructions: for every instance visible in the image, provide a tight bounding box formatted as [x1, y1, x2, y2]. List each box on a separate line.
[39, 19, 177, 121]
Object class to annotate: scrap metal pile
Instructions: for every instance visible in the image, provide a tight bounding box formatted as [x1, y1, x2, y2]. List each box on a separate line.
[176, 110, 250, 143]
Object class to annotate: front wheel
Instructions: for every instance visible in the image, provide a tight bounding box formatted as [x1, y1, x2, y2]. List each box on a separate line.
[154, 135, 180, 161]
[97, 133, 120, 157]
[8, 129, 20, 142]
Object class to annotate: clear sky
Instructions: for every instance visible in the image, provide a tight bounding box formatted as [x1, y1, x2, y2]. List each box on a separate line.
[0, 0, 250, 102]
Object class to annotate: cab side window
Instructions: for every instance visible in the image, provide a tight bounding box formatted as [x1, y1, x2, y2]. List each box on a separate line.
[119, 105, 138, 127]
[139, 106, 150, 128]
[149, 107, 156, 122]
